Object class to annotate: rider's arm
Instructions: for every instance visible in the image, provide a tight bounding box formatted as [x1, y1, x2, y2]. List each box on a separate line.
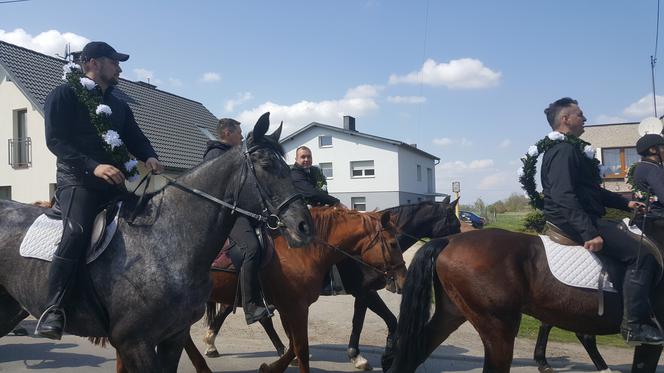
[121, 105, 158, 162]
[291, 169, 339, 205]
[546, 144, 600, 241]
[44, 85, 99, 173]
[599, 188, 630, 211]
[645, 167, 664, 202]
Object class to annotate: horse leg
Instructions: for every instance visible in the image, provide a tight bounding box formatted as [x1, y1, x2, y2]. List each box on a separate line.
[259, 314, 286, 356]
[259, 304, 307, 373]
[534, 323, 554, 373]
[632, 344, 662, 373]
[347, 294, 370, 370]
[156, 328, 188, 373]
[354, 291, 397, 371]
[203, 303, 232, 357]
[468, 313, 520, 373]
[115, 350, 126, 373]
[0, 289, 28, 337]
[183, 332, 213, 373]
[575, 333, 609, 372]
[115, 341, 159, 372]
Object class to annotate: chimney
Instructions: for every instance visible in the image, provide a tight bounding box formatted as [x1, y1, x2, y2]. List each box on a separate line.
[409, 143, 418, 148]
[136, 81, 157, 89]
[343, 115, 356, 131]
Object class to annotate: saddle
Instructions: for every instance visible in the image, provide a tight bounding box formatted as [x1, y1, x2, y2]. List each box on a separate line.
[211, 229, 275, 272]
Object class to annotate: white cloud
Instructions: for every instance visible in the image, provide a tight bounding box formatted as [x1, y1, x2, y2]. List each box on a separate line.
[622, 94, 664, 118]
[201, 72, 221, 83]
[432, 137, 453, 146]
[387, 95, 427, 104]
[134, 68, 154, 82]
[388, 58, 501, 89]
[0, 28, 89, 57]
[498, 139, 511, 148]
[236, 84, 379, 134]
[225, 92, 254, 112]
[438, 159, 494, 171]
[478, 172, 508, 190]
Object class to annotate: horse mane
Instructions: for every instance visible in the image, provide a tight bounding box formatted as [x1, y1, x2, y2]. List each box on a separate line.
[309, 207, 381, 240]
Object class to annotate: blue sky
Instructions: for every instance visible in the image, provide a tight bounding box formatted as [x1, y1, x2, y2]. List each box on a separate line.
[2, 0, 662, 203]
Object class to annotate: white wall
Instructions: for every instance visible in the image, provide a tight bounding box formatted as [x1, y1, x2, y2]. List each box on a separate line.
[0, 68, 56, 203]
[397, 147, 436, 194]
[283, 127, 400, 193]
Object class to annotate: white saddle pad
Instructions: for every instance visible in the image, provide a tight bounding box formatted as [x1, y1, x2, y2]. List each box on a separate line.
[540, 235, 617, 292]
[19, 205, 120, 263]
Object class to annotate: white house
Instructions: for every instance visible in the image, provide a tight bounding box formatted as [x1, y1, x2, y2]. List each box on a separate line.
[0, 40, 218, 203]
[280, 116, 441, 211]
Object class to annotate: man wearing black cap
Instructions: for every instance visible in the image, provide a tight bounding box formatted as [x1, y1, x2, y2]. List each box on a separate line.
[632, 134, 664, 214]
[37, 41, 162, 339]
[541, 97, 662, 345]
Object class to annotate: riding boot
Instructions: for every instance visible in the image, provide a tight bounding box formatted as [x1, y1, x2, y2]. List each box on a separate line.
[35, 255, 77, 340]
[620, 268, 664, 345]
[240, 258, 269, 325]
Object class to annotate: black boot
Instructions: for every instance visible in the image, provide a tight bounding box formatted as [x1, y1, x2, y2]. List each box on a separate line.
[240, 262, 269, 325]
[35, 255, 77, 340]
[620, 268, 664, 345]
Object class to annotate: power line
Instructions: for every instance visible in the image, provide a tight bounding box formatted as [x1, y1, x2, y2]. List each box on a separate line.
[652, 0, 661, 117]
[0, 0, 30, 4]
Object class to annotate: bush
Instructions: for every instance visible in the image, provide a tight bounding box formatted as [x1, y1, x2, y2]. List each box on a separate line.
[523, 210, 546, 233]
[603, 208, 632, 222]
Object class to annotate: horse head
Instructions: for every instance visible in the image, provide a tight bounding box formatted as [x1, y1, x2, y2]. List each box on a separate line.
[367, 210, 407, 294]
[430, 197, 461, 238]
[246, 112, 314, 247]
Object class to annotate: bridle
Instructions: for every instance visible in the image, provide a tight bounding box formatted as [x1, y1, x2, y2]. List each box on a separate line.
[145, 138, 303, 230]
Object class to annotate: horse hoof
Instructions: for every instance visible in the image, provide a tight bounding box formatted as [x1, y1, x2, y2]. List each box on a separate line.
[205, 349, 220, 358]
[538, 366, 555, 373]
[259, 363, 270, 373]
[351, 355, 372, 371]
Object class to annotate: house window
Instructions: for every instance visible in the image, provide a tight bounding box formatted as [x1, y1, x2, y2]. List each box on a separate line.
[417, 165, 422, 181]
[10, 109, 30, 168]
[319, 135, 333, 147]
[319, 162, 333, 179]
[427, 168, 434, 193]
[0, 186, 11, 200]
[601, 147, 638, 178]
[351, 160, 375, 178]
[351, 197, 366, 211]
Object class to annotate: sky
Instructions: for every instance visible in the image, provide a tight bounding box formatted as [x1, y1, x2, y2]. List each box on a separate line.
[1, 0, 663, 204]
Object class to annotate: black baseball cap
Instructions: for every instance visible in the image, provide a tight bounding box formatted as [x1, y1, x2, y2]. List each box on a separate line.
[80, 41, 129, 62]
[636, 134, 664, 156]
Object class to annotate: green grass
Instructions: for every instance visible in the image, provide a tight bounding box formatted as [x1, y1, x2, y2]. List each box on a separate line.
[519, 315, 628, 348]
[482, 213, 629, 348]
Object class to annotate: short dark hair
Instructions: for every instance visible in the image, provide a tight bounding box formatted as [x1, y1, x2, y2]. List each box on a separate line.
[217, 118, 240, 136]
[296, 146, 311, 155]
[544, 97, 578, 129]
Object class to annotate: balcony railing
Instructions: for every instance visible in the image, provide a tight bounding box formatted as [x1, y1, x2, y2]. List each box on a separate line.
[8, 137, 31, 168]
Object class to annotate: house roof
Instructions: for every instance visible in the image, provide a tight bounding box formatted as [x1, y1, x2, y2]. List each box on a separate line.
[0, 40, 217, 170]
[280, 122, 440, 161]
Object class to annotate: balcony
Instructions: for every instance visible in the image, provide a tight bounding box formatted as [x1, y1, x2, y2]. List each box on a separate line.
[8, 137, 31, 168]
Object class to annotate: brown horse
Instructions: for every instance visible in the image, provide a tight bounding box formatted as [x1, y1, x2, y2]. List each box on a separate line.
[200, 199, 462, 370]
[116, 206, 408, 373]
[384, 228, 664, 373]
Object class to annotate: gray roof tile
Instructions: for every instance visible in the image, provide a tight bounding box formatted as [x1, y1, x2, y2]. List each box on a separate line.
[0, 41, 217, 170]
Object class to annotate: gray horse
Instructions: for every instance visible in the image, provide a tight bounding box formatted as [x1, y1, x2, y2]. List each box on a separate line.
[0, 112, 314, 372]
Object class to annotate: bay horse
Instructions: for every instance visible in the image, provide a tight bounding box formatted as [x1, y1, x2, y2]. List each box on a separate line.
[200, 198, 461, 370]
[0, 112, 314, 373]
[383, 228, 664, 373]
[533, 216, 664, 373]
[165, 207, 408, 373]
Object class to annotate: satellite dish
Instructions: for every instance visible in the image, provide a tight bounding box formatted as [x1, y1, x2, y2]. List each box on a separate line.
[638, 117, 664, 136]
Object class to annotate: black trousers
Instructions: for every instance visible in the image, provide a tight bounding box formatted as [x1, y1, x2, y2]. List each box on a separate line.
[596, 219, 659, 281]
[54, 186, 115, 260]
[230, 215, 262, 303]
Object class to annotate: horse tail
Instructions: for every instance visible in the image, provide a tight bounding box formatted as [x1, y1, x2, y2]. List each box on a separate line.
[384, 237, 448, 373]
[205, 301, 218, 328]
[87, 336, 109, 347]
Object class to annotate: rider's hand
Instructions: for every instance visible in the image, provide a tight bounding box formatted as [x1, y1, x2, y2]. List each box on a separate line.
[94, 164, 125, 185]
[628, 201, 646, 211]
[584, 235, 604, 252]
[145, 157, 163, 174]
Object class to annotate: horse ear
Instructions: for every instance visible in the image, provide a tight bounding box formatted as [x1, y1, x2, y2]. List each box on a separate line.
[253, 112, 270, 141]
[442, 195, 451, 204]
[380, 211, 391, 229]
[269, 121, 283, 142]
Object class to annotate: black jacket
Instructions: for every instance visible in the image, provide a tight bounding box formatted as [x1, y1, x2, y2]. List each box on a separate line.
[632, 159, 664, 212]
[203, 140, 233, 162]
[45, 84, 158, 189]
[290, 164, 340, 206]
[541, 141, 629, 242]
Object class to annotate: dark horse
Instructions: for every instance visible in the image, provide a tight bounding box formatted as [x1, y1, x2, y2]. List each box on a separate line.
[164, 207, 409, 373]
[384, 228, 664, 373]
[0, 113, 314, 372]
[200, 198, 461, 370]
[534, 217, 664, 373]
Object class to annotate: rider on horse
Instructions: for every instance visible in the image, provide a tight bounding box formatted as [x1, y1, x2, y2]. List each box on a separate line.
[204, 118, 271, 324]
[290, 146, 341, 207]
[37, 41, 162, 339]
[541, 97, 663, 345]
[631, 134, 664, 218]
